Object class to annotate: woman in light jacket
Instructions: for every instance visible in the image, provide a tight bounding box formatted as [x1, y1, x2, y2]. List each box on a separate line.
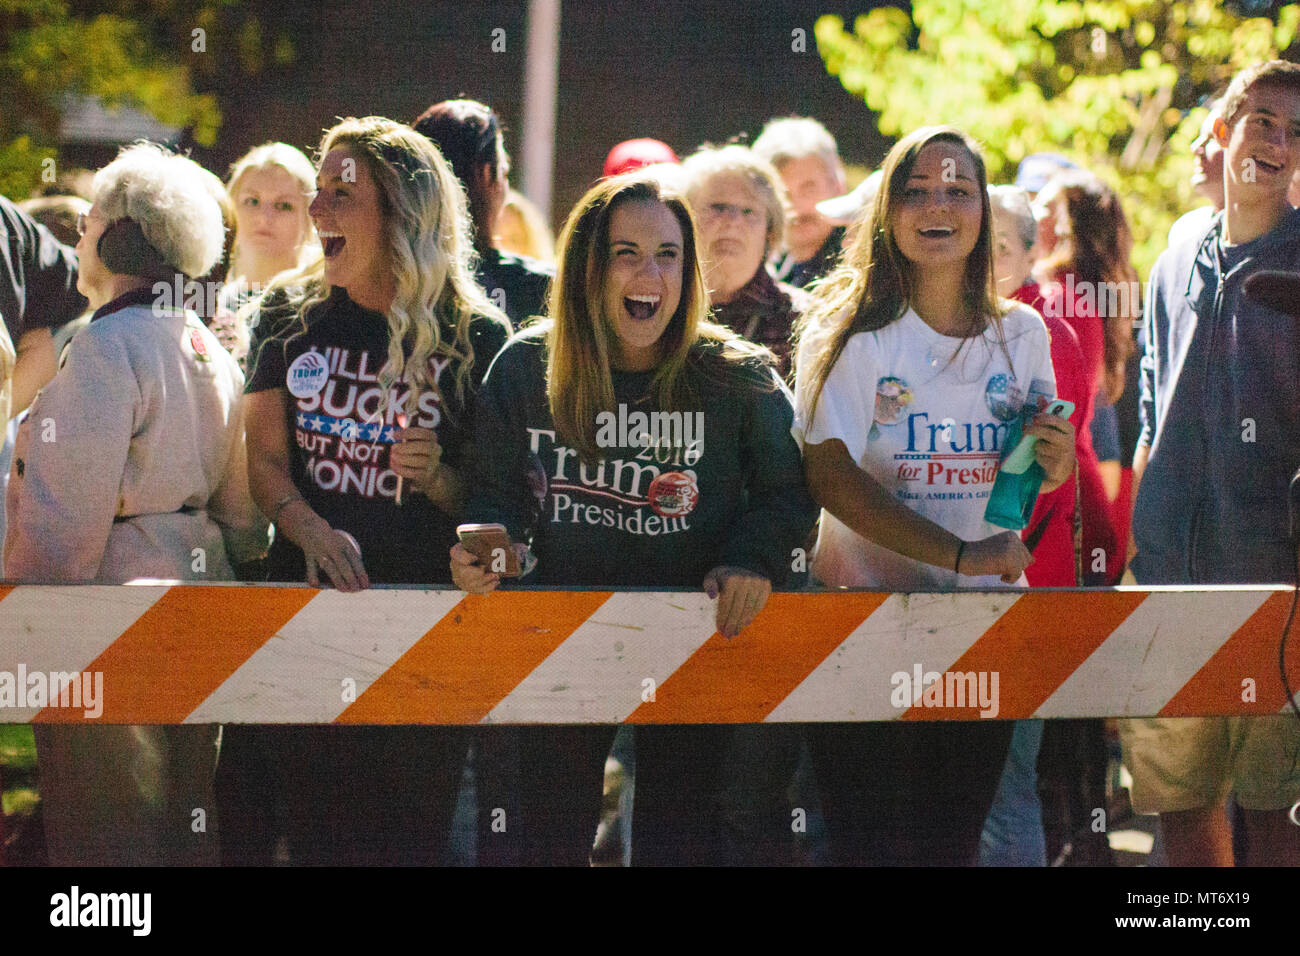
[6, 142, 265, 865]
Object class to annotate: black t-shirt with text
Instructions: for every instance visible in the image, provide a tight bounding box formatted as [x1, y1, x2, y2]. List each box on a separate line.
[246, 286, 510, 584]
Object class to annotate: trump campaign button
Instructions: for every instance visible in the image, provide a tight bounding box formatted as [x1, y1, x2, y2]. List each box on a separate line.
[287, 350, 329, 398]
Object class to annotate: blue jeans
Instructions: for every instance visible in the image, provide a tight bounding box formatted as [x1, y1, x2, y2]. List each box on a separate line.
[1090, 398, 1121, 462]
[979, 719, 1047, 866]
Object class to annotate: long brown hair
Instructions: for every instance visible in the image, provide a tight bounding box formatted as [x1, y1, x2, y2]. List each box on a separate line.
[797, 126, 1005, 425]
[1038, 170, 1138, 404]
[546, 170, 765, 462]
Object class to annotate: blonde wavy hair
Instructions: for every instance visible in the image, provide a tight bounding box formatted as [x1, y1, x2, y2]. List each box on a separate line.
[546, 171, 770, 462]
[796, 126, 1006, 425]
[257, 117, 509, 419]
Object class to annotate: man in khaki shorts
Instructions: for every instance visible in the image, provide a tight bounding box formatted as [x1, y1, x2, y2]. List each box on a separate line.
[1125, 60, 1300, 866]
[1118, 717, 1298, 864]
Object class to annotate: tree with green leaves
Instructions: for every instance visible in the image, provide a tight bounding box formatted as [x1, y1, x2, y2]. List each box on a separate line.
[815, 0, 1300, 274]
[1, 0, 295, 199]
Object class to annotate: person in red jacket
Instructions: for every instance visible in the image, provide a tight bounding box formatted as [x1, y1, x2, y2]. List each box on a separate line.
[1035, 171, 1139, 575]
[989, 185, 1117, 585]
[988, 184, 1119, 866]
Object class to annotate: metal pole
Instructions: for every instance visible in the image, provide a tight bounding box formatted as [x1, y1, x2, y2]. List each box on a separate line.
[521, 0, 561, 225]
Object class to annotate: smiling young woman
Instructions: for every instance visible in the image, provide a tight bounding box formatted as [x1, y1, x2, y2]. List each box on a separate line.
[450, 171, 817, 864]
[793, 126, 1075, 865]
[598, 198, 684, 369]
[217, 117, 511, 866]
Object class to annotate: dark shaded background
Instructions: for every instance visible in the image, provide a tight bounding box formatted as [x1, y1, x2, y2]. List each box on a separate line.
[182, 0, 890, 230]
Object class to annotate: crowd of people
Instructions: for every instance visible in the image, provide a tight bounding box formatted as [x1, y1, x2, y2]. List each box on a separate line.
[1, 58, 1298, 867]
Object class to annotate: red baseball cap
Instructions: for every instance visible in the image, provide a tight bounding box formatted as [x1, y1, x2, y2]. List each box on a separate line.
[603, 138, 679, 178]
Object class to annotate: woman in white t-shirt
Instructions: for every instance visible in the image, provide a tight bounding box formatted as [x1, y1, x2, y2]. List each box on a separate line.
[793, 126, 1075, 865]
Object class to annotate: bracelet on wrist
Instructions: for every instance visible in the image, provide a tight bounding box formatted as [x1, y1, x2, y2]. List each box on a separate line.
[269, 493, 304, 524]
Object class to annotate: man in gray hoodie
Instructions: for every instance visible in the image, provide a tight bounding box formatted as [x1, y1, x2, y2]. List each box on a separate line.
[1122, 60, 1300, 866]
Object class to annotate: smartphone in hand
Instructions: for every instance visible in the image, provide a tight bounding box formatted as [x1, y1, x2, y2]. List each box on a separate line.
[456, 523, 522, 577]
[999, 398, 1075, 475]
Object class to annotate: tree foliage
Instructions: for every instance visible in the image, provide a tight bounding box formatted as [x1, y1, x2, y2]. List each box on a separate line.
[1, 0, 294, 199]
[816, 0, 1300, 275]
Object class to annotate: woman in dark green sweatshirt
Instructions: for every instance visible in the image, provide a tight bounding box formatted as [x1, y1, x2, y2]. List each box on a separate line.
[450, 171, 817, 865]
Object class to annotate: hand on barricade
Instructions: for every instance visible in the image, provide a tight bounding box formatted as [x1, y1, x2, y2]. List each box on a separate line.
[957, 532, 1032, 584]
[703, 566, 772, 638]
[300, 519, 369, 592]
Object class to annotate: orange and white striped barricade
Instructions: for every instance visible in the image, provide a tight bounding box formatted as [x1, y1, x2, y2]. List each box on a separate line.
[0, 584, 1296, 724]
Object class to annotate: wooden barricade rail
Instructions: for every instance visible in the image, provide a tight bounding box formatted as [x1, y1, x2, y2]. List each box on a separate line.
[0, 584, 1296, 723]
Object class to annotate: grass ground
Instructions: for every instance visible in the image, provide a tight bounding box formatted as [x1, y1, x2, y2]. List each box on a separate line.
[0, 724, 42, 865]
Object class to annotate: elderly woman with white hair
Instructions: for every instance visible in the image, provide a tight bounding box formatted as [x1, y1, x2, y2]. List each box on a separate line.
[5, 142, 265, 865]
[681, 144, 807, 379]
[752, 117, 848, 289]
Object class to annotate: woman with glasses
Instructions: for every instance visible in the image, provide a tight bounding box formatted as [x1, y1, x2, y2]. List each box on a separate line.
[681, 144, 806, 380]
